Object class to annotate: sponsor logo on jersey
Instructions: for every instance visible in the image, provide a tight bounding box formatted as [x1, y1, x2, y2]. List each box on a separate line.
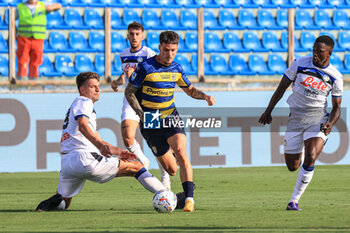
[145, 87, 172, 96]
[300, 76, 327, 91]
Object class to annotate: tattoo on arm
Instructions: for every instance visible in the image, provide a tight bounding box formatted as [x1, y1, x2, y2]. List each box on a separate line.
[125, 83, 143, 119]
[187, 86, 206, 100]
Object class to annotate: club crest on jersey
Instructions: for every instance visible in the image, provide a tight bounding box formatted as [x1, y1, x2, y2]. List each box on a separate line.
[300, 76, 327, 91]
[131, 72, 137, 81]
[137, 57, 143, 63]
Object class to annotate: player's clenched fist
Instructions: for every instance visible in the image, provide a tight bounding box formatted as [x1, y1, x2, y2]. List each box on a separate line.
[205, 95, 216, 106]
[258, 112, 272, 125]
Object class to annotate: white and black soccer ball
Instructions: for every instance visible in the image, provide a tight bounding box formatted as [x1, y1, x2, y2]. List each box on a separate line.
[152, 190, 177, 213]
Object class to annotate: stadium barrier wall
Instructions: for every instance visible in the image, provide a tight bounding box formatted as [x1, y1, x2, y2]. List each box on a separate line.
[0, 90, 349, 172]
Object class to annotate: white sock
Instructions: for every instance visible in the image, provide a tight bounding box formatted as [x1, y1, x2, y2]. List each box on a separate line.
[185, 197, 194, 203]
[135, 168, 166, 193]
[127, 141, 150, 169]
[56, 200, 66, 210]
[289, 166, 314, 203]
[156, 159, 171, 190]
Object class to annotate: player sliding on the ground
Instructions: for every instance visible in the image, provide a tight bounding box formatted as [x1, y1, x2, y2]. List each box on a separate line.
[259, 35, 343, 211]
[36, 72, 184, 211]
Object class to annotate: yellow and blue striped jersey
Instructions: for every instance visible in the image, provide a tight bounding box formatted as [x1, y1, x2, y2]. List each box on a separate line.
[129, 56, 192, 119]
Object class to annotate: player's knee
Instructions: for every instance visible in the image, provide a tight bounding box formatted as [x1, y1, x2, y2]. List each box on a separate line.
[122, 136, 134, 147]
[167, 168, 177, 176]
[287, 165, 298, 172]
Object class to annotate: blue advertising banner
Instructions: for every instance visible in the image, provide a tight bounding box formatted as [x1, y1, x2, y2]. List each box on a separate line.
[0, 90, 348, 172]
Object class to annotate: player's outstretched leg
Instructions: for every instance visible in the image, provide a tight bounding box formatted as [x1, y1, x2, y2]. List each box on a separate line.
[175, 183, 195, 209]
[156, 159, 171, 190]
[36, 194, 65, 212]
[127, 140, 150, 169]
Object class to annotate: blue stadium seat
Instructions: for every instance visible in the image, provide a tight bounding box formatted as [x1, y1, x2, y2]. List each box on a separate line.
[249, 54, 274, 75]
[46, 11, 68, 29]
[175, 0, 199, 8]
[210, 54, 232, 75]
[218, 9, 243, 29]
[276, 9, 288, 28]
[252, 0, 276, 8]
[111, 31, 127, 52]
[309, 0, 332, 8]
[0, 12, 6, 30]
[49, 31, 74, 52]
[0, 55, 8, 76]
[233, 0, 257, 7]
[0, 33, 8, 53]
[314, 9, 338, 29]
[55, 55, 78, 76]
[89, 31, 104, 52]
[289, 0, 312, 8]
[94, 54, 105, 75]
[100, 0, 123, 7]
[180, 9, 197, 29]
[113, 55, 123, 75]
[344, 53, 350, 74]
[174, 54, 195, 75]
[238, 9, 260, 29]
[64, 9, 89, 29]
[155, 0, 180, 8]
[333, 9, 350, 29]
[328, 0, 348, 8]
[161, 9, 183, 30]
[147, 31, 160, 52]
[268, 54, 286, 75]
[194, 0, 219, 7]
[123, 9, 141, 26]
[214, 0, 240, 7]
[270, 0, 284, 7]
[119, 0, 139, 7]
[138, 0, 158, 7]
[204, 10, 224, 30]
[69, 31, 94, 52]
[191, 54, 216, 75]
[330, 53, 345, 72]
[75, 54, 95, 73]
[44, 39, 55, 53]
[84, 9, 104, 29]
[262, 31, 284, 52]
[300, 31, 316, 51]
[178, 34, 191, 53]
[185, 32, 197, 52]
[257, 9, 281, 29]
[243, 31, 266, 52]
[295, 10, 320, 30]
[83, 0, 107, 7]
[204, 32, 227, 53]
[111, 10, 125, 29]
[338, 31, 350, 51]
[61, 0, 86, 7]
[223, 32, 247, 52]
[142, 9, 163, 30]
[39, 55, 62, 77]
[319, 31, 343, 52]
[281, 31, 302, 51]
[0, 0, 20, 6]
[4, 8, 8, 26]
[229, 54, 255, 75]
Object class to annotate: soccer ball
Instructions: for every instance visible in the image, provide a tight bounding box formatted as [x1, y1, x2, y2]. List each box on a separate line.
[152, 190, 177, 213]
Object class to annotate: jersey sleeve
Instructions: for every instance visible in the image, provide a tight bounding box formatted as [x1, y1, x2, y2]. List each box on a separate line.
[147, 48, 156, 58]
[72, 98, 94, 120]
[129, 63, 147, 89]
[332, 76, 343, 98]
[283, 58, 298, 82]
[176, 65, 192, 88]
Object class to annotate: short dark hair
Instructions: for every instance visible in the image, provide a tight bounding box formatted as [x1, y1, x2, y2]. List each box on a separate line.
[76, 72, 100, 90]
[159, 31, 179, 45]
[128, 22, 144, 32]
[315, 35, 334, 49]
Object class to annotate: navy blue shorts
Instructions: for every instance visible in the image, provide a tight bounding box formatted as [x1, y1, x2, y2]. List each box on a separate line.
[140, 122, 185, 157]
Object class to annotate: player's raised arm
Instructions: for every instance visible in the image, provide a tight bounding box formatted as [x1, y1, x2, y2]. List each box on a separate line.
[111, 73, 125, 92]
[181, 85, 216, 106]
[259, 77, 292, 125]
[125, 82, 144, 121]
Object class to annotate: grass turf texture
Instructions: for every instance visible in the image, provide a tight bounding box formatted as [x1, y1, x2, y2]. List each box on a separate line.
[0, 166, 349, 232]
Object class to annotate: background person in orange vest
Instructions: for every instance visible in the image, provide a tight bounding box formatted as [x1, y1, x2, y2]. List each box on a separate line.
[16, 0, 61, 80]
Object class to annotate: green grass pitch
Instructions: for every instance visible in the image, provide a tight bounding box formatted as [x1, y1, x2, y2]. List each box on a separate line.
[0, 166, 349, 232]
